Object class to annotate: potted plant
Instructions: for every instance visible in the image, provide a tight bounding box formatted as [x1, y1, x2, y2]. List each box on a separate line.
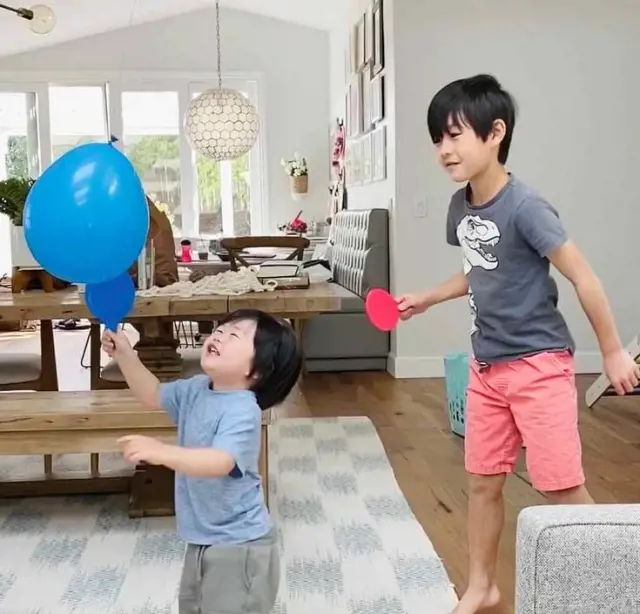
[0, 177, 41, 269]
[281, 153, 309, 198]
[277, 211, 308, 236]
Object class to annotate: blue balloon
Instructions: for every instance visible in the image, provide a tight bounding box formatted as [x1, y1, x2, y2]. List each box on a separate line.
[24, 142, 149, 284]
[85, 272, 136, 332]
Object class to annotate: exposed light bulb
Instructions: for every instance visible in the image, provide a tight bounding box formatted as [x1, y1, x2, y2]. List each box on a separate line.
[27, 4, 55, 34]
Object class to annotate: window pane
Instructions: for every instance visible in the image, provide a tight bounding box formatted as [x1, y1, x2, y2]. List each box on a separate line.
[0, 92, 39, 180]
[0, 92, 40, 276]
[232, 153, 251, 236]
[197, 154, 222, 236]
[49, 85, 108, 160]
[121, 91, 181, 234]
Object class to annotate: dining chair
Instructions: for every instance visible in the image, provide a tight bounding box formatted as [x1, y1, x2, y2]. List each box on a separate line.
[220, 236, 310, 271]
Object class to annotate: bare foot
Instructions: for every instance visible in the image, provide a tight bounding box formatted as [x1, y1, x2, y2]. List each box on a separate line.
[451, 585, 500, 614]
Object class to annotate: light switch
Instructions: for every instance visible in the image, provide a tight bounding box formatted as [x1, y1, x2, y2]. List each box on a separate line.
[415, 199, 427, 218]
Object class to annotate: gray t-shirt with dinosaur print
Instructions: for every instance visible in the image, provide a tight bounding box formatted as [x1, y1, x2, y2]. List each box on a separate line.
[446, 174, 575, 363]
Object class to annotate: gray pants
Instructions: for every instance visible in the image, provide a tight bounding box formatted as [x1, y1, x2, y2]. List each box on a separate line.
[179, 529, 280, 614]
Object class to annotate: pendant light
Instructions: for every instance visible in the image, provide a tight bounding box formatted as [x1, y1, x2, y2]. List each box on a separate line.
[184, 0, 260, 161]
[0, 2, 56, 34]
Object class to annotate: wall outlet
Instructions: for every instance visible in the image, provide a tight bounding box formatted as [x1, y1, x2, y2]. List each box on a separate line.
[414, 199, 427, 218]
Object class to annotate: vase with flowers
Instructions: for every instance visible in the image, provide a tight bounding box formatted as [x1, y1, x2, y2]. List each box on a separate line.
[278, 211, 308, 236]
[281, 153, 309, 198]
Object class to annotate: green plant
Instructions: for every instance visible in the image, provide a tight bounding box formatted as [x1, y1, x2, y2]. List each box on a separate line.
[0, 177, 35, 226]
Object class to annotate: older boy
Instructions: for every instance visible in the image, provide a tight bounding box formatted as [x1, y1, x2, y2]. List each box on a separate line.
[397, 74, 638, 613]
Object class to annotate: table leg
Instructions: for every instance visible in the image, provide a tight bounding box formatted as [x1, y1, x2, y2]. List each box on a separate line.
[39, 320, 59, 391]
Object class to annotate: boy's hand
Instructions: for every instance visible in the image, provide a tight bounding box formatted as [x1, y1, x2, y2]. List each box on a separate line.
[101, 329, 133, 359]
[603, 349, 640, 395]
[118, 435, 169, 466]
[396, 293, 430, 321]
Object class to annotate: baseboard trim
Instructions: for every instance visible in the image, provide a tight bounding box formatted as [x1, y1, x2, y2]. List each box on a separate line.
[387, 351, 602, 379]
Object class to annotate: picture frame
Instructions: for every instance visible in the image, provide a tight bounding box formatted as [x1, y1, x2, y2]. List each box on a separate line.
[347, 72, 363, 137]
[370, 73, 384, 124]
[356, 14, 366, 70]
[352, 138, 363, 185]
[372, 125, 387, 182]
[344, 140, 353, 187]
[361, 132, 373, 184]
[365, 6, 375, 64]
[361, 62, 373, 133]
[372, 0, 385, 75]
[349, 25, 358, 74]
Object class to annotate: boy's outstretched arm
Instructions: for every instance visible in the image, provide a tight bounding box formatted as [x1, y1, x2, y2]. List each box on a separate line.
[396, 270, 468, 320]
[102, 329, 161, 409]
[549, 240, 639, 394]
[115, 349, 162, 409]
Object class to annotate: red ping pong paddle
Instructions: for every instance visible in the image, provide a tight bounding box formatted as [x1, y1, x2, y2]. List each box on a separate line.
[365, 288, 400, 331]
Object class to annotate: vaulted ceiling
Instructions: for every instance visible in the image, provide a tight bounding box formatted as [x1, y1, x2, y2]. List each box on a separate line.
[0, 0, 345, 56]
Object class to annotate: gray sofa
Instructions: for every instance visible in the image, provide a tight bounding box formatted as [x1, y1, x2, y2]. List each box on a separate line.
[516, 504, 640, 612]
[302, 208, 390, 372]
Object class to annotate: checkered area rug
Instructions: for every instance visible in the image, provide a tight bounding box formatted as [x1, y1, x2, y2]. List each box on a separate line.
[0, 417, 457, 613]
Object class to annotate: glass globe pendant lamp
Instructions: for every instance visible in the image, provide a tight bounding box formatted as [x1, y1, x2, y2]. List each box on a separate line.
[184, 0, 260, 161]
[0, 2, 56, 34]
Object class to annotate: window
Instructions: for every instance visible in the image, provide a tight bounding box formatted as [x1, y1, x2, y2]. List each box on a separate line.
[121, 90, 181, 234]
[49, 85, 108, 160]
[0, 91, 40, 179]
[0, 73, 265, 244]
[0, 90, 40, 276]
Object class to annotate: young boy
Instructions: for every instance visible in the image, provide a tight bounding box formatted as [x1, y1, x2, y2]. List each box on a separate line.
[396, 74, 639, 614]
[102, 309, 303, 614]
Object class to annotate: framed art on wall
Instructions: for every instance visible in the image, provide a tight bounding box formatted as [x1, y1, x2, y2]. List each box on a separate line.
[349, 24, 358, 74]
[345, 139, 353, 187]
[361, 63, 373, 133]
[365, 6, 374, 64]
[372, 125, 387, 182]
[370, 73, 384, 124]
[351, 138, 363, 186]
[361, 132, 373, 184]
[356, 14, 366, 70]
[348, 72, 363, 137]
[372, 0, 384, 75]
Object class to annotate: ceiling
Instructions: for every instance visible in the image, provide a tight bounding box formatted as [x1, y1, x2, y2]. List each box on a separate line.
[0, 0, 345, 57]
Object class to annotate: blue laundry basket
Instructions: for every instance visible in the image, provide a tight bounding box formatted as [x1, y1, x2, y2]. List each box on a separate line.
[443, 351, 469, 437]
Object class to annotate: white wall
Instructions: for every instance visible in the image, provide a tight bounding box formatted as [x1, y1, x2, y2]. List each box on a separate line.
[0, 7, 331, 233]
[332, 0, 640, 376]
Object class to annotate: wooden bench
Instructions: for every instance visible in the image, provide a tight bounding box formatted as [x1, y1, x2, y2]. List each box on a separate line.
[0, 390, 271, 516]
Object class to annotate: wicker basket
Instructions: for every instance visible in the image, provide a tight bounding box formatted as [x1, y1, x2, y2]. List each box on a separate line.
[290, 174, 308, 195]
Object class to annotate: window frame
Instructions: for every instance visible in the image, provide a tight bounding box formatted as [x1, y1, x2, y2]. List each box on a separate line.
[0, 82, 51, 174]
[0, 70, 268, 238]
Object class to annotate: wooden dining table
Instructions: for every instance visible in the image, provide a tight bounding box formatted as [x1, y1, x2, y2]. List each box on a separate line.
[0, 282, 343, 381]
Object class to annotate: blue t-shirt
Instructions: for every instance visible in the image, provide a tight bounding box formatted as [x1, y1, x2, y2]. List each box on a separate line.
[159, 374, 271, 546]
[446, 174, 575, 363]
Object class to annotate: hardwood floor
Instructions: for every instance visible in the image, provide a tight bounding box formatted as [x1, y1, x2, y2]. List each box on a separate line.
[3, 328, 640, 613]
[278, 371, 640, 614]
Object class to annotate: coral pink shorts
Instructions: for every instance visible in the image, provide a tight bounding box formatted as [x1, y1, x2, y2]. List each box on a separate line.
[465, 350, 585, 492]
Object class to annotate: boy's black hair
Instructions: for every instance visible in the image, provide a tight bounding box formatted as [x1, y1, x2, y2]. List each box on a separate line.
[217, 309, 303, 410]
[427, 74, 517, 164]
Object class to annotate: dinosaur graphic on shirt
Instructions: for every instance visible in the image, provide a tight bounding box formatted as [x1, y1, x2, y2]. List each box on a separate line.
[456, 215, 501, 274]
